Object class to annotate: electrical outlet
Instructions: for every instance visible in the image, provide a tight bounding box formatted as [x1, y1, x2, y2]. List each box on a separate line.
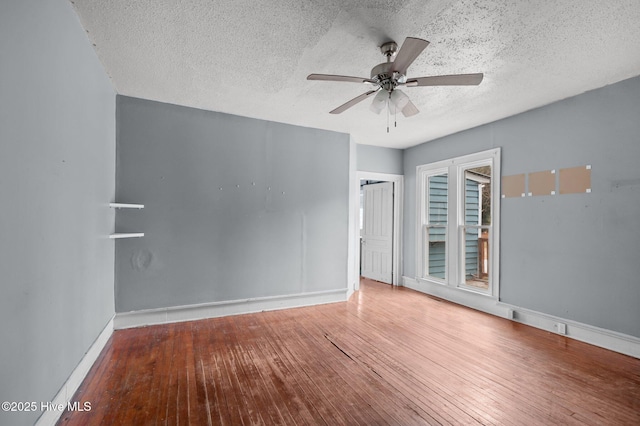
[554, 322, 567, 335]
[506, 309, 515, 320]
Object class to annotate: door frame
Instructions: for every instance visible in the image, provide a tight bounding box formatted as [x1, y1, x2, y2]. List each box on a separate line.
[352, 171, 403, 290]
[415, 148, 501, 298]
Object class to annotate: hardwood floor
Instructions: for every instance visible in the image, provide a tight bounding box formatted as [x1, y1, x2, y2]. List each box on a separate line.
[58, 278, 640, 425]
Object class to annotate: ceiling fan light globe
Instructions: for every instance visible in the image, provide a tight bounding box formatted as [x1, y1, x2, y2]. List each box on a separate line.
[370, 90, 387, 114]
[370, 104, 384, 114]
[390, 89, 410, 110]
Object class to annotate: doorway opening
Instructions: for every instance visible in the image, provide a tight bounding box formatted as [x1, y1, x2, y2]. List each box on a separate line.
[353, 172, 403, 290]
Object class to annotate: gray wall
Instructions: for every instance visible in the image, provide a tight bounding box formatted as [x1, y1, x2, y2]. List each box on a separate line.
[0, 1, 116, 425]
[115, 96, 349, 312]
[404, 75, 640, 338]
[356, 144, 404, 174]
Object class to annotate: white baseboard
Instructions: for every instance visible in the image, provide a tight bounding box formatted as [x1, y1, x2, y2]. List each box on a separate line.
[402, 276, 506, 317]
[497, 303, 640, 359]
[36, 316, 114, 426]
[402, 276, 640, 359]
[114, 288, 349, 330]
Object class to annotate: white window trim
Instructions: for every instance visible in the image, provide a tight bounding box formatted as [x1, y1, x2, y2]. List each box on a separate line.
[416, 148, 501, 299]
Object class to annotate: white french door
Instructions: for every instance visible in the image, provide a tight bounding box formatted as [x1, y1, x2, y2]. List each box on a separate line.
[416, 149, 500, 298]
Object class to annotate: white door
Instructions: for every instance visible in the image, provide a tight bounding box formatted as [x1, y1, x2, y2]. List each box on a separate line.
[361, 181, 393, 284]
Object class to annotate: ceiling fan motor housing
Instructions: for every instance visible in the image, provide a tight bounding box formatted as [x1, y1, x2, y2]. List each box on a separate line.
[371, 62, 406, 92]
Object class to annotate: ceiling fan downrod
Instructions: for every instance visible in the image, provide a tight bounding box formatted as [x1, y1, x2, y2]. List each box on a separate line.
[380, 41, 398, 61]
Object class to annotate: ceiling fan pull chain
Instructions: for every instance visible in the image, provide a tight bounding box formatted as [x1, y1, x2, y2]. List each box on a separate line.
[386, 97, 390, 133]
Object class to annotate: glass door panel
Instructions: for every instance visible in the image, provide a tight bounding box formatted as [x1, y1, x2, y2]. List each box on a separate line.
[462, 227, 490, 289]
[462, 165, 491, 290]
[464, 166, 491, 226]
[425, 226, 446, 280]
[425, 173, 448, 280]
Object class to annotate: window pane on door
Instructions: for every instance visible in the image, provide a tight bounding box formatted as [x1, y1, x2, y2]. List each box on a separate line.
[428, 174, 448, 224]
[426, 173, 448, 280]
[464, 227, 490, 289]
[464, 166, 491, 226]
[426, 226, 446, 280]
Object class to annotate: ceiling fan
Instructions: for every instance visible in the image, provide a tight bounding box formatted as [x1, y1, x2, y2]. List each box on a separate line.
[307, 37, 483, 126]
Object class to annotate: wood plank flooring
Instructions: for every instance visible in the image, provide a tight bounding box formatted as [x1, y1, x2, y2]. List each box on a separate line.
[58, 278, 640, 425]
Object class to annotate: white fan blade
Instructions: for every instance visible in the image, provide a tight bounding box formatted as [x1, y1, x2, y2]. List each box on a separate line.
[406, 73, 484, 87]
[308, 74, 376, 84]
[391, 37, 429, 74]
[401, 99, 419, 117]
[330, 90, 379, 114]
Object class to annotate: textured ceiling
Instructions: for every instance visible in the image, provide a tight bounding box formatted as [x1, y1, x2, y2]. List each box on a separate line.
[70, 0, 640, 148]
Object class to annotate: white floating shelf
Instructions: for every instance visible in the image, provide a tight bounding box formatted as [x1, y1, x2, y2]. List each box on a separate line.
[110, 203, 144, 209]
[109, 233, 144, 239]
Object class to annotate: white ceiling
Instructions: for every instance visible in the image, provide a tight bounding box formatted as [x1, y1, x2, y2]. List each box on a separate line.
[70, 0, 640, 149]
